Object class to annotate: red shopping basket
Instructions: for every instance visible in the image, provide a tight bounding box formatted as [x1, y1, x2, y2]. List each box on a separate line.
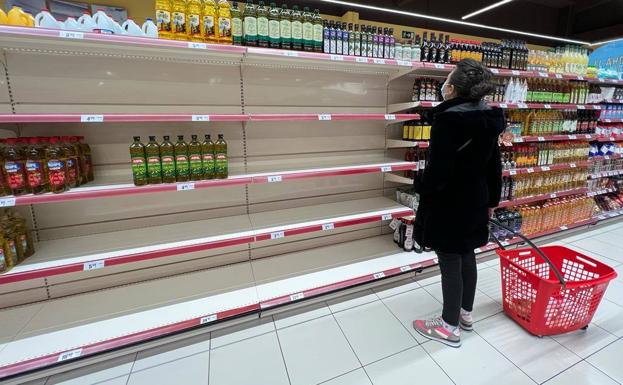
[490, 220, 618, 337]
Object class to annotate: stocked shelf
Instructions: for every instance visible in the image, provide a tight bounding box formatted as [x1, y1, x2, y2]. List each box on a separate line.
[386, 139, 429, 149]
[498, 187, 589, 208]
[0, 197, 412, 284]
[388, 101, 604, 113]
[588, 187, 618, 197]
[589, 169, 623, 179]
[599, 118, 623, 124]
[502, 161, 590, 177]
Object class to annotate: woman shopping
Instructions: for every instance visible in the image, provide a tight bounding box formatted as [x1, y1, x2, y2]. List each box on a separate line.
[412, 58, 505, 348]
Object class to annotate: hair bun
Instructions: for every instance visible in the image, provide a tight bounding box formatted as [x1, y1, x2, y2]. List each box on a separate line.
[448, 58, 494, 100]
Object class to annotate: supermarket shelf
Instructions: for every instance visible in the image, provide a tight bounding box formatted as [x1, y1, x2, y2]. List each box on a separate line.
[498, 187, 588, 208]
[594, 208, 623, 221]
[591, 154, 623, 161]
[384, 173, 415, 184]
[0, 160, 417, 207]
[389, 101, 603, 113]
[601, 99, 623, 104]
[592, 135, 623, 142]
[502, 161, 590, 177]
[588, 188, 618, 197]
[0, 113, 419, 124]
[599, 118, 623, 125]
[589, 169, 623, 179]
[512, 134, 598, 143]
[386, 139, 429, 149]
[0, 197, 412, 284]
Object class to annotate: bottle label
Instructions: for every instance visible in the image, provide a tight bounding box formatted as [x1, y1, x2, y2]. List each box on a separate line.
[215, 153, 228, 175]
[280, 19, 291, 39]
[189, 154, 203, 175]
[172, 12, 186, 33]
[161, 155, 176, 179]
[147, 156, 162, 178]
[189, 13, 201, 35]
[19, 234, 27, 254]
[175, 155, 189, 177]
[4, 161, 26, 190]
[202, 153, 215, 176]
[303, 22, 313, 41]
[291, 21, 302, 40]
[47, 159, 66, 188]
[131, 157, 147, 179]
[203, 15, 216, 37]
[26, 160, 44, 188]
[84, 155, 93, 177]
[245, 16, 257, 38]
[232, 17, 243, 37]
[257, 17, 269, 37]
[218, 17, 231, 37]
[269, 20, 280, 40]
[156, 10, 172, 32]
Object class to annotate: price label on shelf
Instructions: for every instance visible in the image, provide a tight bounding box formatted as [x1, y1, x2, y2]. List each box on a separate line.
[58, 349, 82, 362]
[512, 70, 520, 75]
[593, 105, 602, 110]
[80, 114, 104, 123]
[373, 58, 386, 65]
[560, 225, 568, 230]
[330, 54, 344, 61]
[597, 215, 606, 220]
[490, 69, 499, 74]
[605, 119, 612, 123]
[270, 231, 285, 240]
[373, 272, 386, 279]
[177, 182, 195, 191]
[355, 57, 368, 63]
[0, 198, 16, 207]
[83, 260, 105, 271]
[610, 137, 616, 141]
[585, 134, 593, 139]
[577, 105, 585, 110]
[322, 223, 335, 231]
[59, 30, 84, 39]
[604, 155, 611, 160]
[191, 115, 210, 122]
[474, 248, 483, 253]
[527, 168, 535, 173]
[538, 72, 548, 78]
[541, 166, 551, 171]
[400, 265, 413, 273]
[397, 60, 412, 67]
[599, 78, 606, 83]
[267, 175, 283, 183]
[570, 163, 577, 168]
[544, 104, 552, 109]
[283, 51, 299, 57]
[577, 76, 584, 80]
[538, 136, 545, 142]
[568, 135, 577, 140]
[384, 114, 396, 121]
[514, 137, 524, 143]
[550, 193, 557, 198]
[318, 114, 332, 121]
[200, 314, 217, 324]
[509, 170, 517, 176]
[555, 74, 563, 79]
[382, 213, 393, 221]
[608, 212, 617, 218]
[518, 103, 528, 109]
[188, 42, 207, 49]
[381, 166, 392, 172]
[501, 241, 510, 246]
[290, 292, 305, 301]
[499, 103, 508, 108]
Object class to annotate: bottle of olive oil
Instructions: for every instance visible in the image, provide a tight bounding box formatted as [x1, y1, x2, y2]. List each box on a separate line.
[175, 135, 190, 182]
[202, 0, 218, 43]
[279, 4, 291, 49]
[201, 134, 215, 179]
[256, 1, 269, 47]
[312, 9, 323, 53]
[214, 134, 228, 179]
[160, 136, 176, 183]
[155, 0, 172, 39]
[302, 7, 313, 52]
[268, 3, 280, 49]
[290, 5, 302, 50]
[171, 0, 188, 40]
[231, 1, 243, 45]
[189, 135, 203, 181]
[130, 136, 147, 186]
[145, 136, 162, 184]
[243, 0, 257, 46]
[217, 0, 232, 44]
[187, 0, 202, 41]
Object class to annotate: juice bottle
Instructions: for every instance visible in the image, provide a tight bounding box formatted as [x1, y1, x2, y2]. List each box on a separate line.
[130, 136, 148, 186]
[26, 137, 47, 195]
[201, 134, 215, 179]
[279, 4, 291, 50]
[301, 7, 313, 52]
[268, 2, 280, 49]
[290, 5, 302, 50]
[174, 135, 190, 182]
[3, 138, 28, 196]
[217, 0, 232, 44]
[145, 136, 163, 184]
[256, 1, 269, 47]
[70, 136, 87, 186]
[156, 0, 173, 39]
[202, 0, 218, 43]
[187, 0, 203, 42]
[231, 1, 243, 45]
[61, 136, 80, 188]
[78, 136, 94, 182]
[189, 134, 203, 181]
[45, 137, 68, 194]
[171, 0, 188, 40]
[161, 136, 176, 183]
[214, 134, 228, 179]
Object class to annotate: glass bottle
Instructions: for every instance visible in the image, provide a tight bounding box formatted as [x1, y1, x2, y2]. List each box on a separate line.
[130, 136, 147, 186]
[323, 20, 330, 53]
[268, 2, 281, 49]
[145, 136, 162, 184]
[371, 26, 379, 58]
[290, 5, 302, 50]
[413, 34, 421, 62]
[388, 28, 395, 59]
[214, 134, 228, 179]
[329, 20, 336, 54]
[217, 0, 232, 44]
[437, 33, 445, 63]
[243, 0, 257, 46]
[366, 25, 373, 57]
[302, 6, 313, 52]
[61, 136, 79, 189]
[189, 134, 203, 181]
[335, 21, 343, 55]
[201, 134, 215, 179]
[171, 0, 187, 40]
[256, 1, 269, 47]
[231, 1, 243, 45]
[341, 22, 348, 55]
[353, 24, 360, 56]
[187, 0, 202, 42]
[279, 4, 291, 50]
[3, 138, 28, 196]
[429, 32, 437, 63]
[421, 32, 429, 62]
[155, 0, 172, 39]
[174, 135, 190, 182]
[45, 137, 67, 194]
[160, 135, 176, 183]
[313, 9, 323, 53]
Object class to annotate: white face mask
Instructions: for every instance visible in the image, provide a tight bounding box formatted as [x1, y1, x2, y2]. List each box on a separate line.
[441, 80, 451, 101]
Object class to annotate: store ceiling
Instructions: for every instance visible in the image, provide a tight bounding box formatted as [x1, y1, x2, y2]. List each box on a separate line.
[315, 0, 623, 46]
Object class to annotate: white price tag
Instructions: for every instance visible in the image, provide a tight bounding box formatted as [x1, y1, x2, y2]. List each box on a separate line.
[474, 248, 483, 253]
[604, 155, 610, 160]
[373, 58, 386, 65]
[514, 137, 524, 143]
[397, 60, 412, 67]
[330, 54, 344, 61]
[577, 105, 585, 110]
[509, 170, 517, 176]
[598, 215, 607, 220]
[608, 212, 617, 218]
[0, 198, 16, 207]
[538, 136, 545, 142]
[188, 42, 207, 49]
[270, 231, 285, 240]
[191, 115, 210, 122]
[384, 114, 396, 121]
[389, 218, 399, 230]
[538, 72, 548, 78]
[290, 292, 305, 301]
[433, 63, 444, 69]
[373, 272, 386, 279]
[593, 105, 602, 110]
[491, 68, 499, 74]
[501, 241, 510, 246]
[527, 168, 535, 173]
[560, 225, 568, 230]
[59, 30, 84, 39]
[577, 76, 584, 80]
[177, 182, 195, 191]
[585, 134, 593, 139]
[499, 103, 508, 108]
[568, 135, 577, 140]
[550, 193, 557, 198]
[318, 114, 332, 121]
[267, 175, 283, 183]
[355, 57, 368, 63]
[599, 78, 606, 83]
[58, 349, 82, 362]
[80, 114, 104, 123]
[610, 137, 615, 141]
[283, 51, 299, 57]
[555, 74, 563, 79]
[83, 260, 105, 271]
[322, 223, 335, 231]
[200, 314, 217, 324]
[605, 119, 612, 123]
[570, 163, 577, 168]
[544, 104, 552, 109]
[400, 265, 413, 272]
[381, 166, 392, 172]
[512, 70, 520, 75]
[518, 103, 528, 109]
[382, 213, 393, 221]
[541, 166, 551, 171]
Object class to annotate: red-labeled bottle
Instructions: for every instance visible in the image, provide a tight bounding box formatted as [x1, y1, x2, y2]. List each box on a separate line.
[61, 136, 80, 188]
[78, 136, 94, 182]
[0, 139, 11, 196]
[3, 138, 29, 196]
[70, 136, 87, 184]
[45, 137, 68, 193]
[25, 137, 48, 195]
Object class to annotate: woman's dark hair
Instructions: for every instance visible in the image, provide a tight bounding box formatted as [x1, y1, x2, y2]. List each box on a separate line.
[448, 58, 495, 100]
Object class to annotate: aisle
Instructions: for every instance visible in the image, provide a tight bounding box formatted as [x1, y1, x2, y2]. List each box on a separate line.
[27, 222, 623, 385]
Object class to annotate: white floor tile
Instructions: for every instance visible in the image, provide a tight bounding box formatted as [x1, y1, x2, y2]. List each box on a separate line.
[380, 288, 442, 343]
[94, 376, 129, 385]
[210, 316, 275, 349]
[372, 279, 420, 300]
[127, 352, 209, 385]
[421, 283, 502, 323]
[132, 333, 210, 372]
[568, 238, 623, 264]
[551, 324, 618, 358]
[474, 268, 503, 304]
[544, 361, 619, 385]
[46, 354, 135, 385]
[586, 339, 623, 383]
[592, 299, 623, 337]
[209, 332, 289, 385]
[476, 313, 581, 383]
[364, 346, 453, 385]
[415, 272, 442, 287]
[327, 289, 379, 314]
[273, 302, 332, 330]
[615, 265, 623, 282]
[277, 315, 360, 385]
[604, 280, 623, 307]
[320, 369, 372, 385]
[334, 301, 416, 365]
[422, 331, 535, 385]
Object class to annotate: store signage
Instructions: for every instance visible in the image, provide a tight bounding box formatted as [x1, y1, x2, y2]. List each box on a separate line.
[590, 40, 623, 76]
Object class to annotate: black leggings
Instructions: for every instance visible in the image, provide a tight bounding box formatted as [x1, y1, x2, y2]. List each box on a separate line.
[436, 250, 478, 327]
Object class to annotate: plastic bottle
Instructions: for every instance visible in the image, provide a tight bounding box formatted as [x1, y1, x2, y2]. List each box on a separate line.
[130, 136, 147, 186]
[230, 2, 243, 45]
[187, 0, 202, 41]
[174, 135, 190, 182]
[3, 138, 28, 196]
[279, 4, 291, 50]
[0, 141, 10, 196]
[122, 18, 145, 36]
[69, 136, 86, 185]
[202, 0, 218, 43]
[61, 136, 80, 188]
[214, 134, 228, 179]
[77, 136, 94, 182]
[7, 210, 33, 258]
[155, 0, 172, 38]
[171, 0, 188, 40]
[0, 9, 8, 25]
[188, 135, 203, 181]
[0, 233, 8, 273]
[268, 3, 280, 49]
[64, 17, 80, 31]
[160, 135, 176, 183]
[92, 9, 114, 34]
[145, 136, 162, 184]
[142, 18, 159, 38]
[201, 134, 215, 179]
[217, 0, 232, 44]
[301, 7, 313, 52]
[45, 137, 67, 194]
[256, 1, 269, 48]
[0, 219, 18, 269]
[7, 7, 29, 26]
[25, 137, 47, 195]
[78, 12, 96, 32]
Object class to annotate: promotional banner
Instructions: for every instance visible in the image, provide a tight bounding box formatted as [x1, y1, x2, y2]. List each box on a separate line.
[589, 40, 623, 79]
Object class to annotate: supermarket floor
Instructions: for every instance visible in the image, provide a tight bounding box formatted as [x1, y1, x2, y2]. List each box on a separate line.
[25, 222, 623, 385]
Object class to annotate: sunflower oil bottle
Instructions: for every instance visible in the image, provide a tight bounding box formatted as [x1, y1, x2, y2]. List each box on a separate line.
[217, 0, 233, 44]
[187, 0, 203, 41]
[171, 0, 188, 40]
[202, 0, 218, 43]
[156, 0, 173, 39]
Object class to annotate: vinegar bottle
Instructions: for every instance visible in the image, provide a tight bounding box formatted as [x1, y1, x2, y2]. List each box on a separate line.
[186, 0, 203, 42]
[45, 137, 68, 194]
[155, 0, 173, 39]
[217, 0, 233, 44]
[171, 0, 188, 40]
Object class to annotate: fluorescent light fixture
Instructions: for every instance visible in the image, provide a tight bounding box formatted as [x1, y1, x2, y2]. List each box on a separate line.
[319, 0, 590, 45]
[462, 0, 514, 20]
[589, 37, 623, 47]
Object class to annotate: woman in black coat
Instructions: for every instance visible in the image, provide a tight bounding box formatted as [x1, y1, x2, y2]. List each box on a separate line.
[412, 58, 505, 348]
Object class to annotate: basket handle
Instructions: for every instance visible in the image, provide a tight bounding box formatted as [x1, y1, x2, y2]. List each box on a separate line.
[489, 219, 566, 289]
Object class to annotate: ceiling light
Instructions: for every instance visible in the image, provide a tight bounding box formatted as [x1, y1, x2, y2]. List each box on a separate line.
[319, 0, 590, 45]
[462, 0, 514, 20]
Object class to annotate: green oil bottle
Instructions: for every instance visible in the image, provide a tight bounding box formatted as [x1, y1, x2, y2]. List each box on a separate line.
[290, 5, 302, 50]
[214, 134, 228, 179]
[189, 134, 203, 181]
[174, 135, 190, 182]
[201, 134, 215, 179]
[130, 136, 147, 186]
[160, 135, 176, 183]
[145, 136, 162, 185]
[231, 1, 243, 45]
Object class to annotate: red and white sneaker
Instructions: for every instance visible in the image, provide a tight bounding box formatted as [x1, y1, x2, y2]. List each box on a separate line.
[413, 316, 462, 348]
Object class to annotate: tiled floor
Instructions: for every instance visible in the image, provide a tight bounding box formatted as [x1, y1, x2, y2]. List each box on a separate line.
[35, 222, 623, 385]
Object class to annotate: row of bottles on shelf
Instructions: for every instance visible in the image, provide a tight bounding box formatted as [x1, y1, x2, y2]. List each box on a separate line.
[391, 216, 423, 253]
[527, 45, 590, 77]
[589, 156, 623, 174]
[501, 169, 588, 201]
[488, 78, 595, 105]
[452, 39, 528, 71]
[412, 78, 442, 102]
[588, 176, 620, 194]
[600, 105, 623, 120]
[595, 124, 623, 138]
[402, 120, 432, 142]
[403, 148, 428, 180]
[501, 142, 589, 169]
[489, 208, 522, 241]
[130, 135, 228, 186]
[0, 209, 35, 273]
[0, 137, 94, 197]
[156, 0, 232, 43]
[506, 109, 598, 136]
[595, 191, 623, 213]
[323, 21, 396, 58]
[589, 142, 621, 157]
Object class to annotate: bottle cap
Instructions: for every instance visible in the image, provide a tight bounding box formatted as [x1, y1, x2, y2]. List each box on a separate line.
[163, 135, 170, 140]
[177, 135, 184, 140]
[133, 136, 141, 141]
[192, 134, 198, 140]
[49, 137, 59, 144]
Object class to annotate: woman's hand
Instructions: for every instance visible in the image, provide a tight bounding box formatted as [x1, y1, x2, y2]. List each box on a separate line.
[488, 208, 495, 219]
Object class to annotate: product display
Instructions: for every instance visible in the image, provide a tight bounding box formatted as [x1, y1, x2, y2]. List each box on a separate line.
[402, 118, 432, 142]
[527, 45, 590, 76]
[501, 168, 588, 201]
[0, 208, 35, 273]
[506, 109, 598, 135]
[412, 79, 442, 102]
[404, 147, 429, 179]
[501, 142, 589, 169]
[595, 191, 623, 213]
